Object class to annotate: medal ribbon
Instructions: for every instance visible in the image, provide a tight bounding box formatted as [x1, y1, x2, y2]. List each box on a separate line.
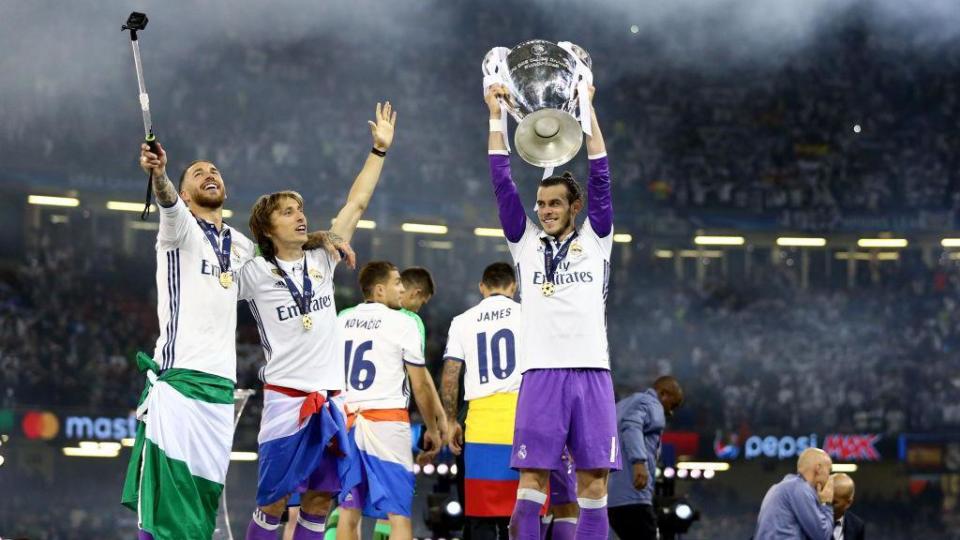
[272, 256, 314, 318]
[542, 231, 579, 284]
[197, 219, 232, 274]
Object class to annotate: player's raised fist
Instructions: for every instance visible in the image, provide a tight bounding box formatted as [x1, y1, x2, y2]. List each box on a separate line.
[369, 101, 397, 152]
[484, 83, 510, 117]
[139, 142, 167, 176]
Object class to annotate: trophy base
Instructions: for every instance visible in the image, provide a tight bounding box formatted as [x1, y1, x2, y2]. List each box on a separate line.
[514, 109, 583, 168]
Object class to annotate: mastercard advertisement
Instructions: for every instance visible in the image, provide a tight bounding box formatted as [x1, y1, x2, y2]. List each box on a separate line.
[1, 409, 136, 442]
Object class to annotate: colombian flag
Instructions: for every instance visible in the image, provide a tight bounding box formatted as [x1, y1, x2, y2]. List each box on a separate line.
[464, 392, 521, 517]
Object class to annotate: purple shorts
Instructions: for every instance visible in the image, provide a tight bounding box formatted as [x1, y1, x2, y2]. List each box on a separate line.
[511, 368, 622, 472]
[286, 454, 340, 506]
[549, 451, 578, 505]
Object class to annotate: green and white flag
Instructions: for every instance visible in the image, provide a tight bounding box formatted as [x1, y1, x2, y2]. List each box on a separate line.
[121, 352, 235, 540]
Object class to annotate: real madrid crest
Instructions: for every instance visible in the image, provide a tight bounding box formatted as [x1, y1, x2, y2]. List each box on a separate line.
[309, 269, 323, 281]
[569, 241, 584, 259]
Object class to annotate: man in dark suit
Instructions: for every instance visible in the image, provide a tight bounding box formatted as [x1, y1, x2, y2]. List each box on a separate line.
[832, 473, 865, 540]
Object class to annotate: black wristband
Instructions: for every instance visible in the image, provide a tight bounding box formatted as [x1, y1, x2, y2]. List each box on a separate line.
[371, 147, 387, 157]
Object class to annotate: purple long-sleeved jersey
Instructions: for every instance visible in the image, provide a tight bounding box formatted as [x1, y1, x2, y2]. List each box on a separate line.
[488, 151, 612, 241]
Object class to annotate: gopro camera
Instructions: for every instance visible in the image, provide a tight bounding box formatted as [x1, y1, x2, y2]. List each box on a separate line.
[122, 12, 149, 33]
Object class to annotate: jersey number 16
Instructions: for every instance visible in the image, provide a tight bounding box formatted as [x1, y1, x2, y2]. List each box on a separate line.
[344, 340, 375, 391]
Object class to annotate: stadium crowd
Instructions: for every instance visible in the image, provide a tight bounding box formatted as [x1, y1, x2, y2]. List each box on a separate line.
[3, 12, 960, 230]
[4, 7, 960, 537]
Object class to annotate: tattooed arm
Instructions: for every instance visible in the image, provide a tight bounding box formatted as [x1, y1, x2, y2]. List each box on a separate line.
[440, 359, 464, 455]
[139, 142, 178, 208]
[304, 230, 356, 269]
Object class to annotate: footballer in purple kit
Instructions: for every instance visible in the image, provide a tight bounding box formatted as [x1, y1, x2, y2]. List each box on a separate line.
[485, 80, 621, 540]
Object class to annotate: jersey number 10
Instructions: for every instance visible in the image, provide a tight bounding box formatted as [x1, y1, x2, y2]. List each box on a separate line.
[476, 329, 516, 384]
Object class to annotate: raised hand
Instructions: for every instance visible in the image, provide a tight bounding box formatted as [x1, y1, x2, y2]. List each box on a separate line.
[140, 142, 167, 177]
[818, 474, 835, 505]
[369, 101, 397, 152]
[484, 83, 510, 118]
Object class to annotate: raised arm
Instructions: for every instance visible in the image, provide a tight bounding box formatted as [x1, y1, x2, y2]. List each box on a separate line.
[330, 102, 396, 244]
[140, 142, 178, 208]
[140, 142, 191, 247]
[486, 84, 527, 243]
[584, 86, 612, 238]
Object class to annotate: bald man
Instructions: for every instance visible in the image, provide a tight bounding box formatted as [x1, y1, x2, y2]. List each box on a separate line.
[832, 473, 865, 540]
[755, 448, 835, 540]
[608, 376, 684, 540]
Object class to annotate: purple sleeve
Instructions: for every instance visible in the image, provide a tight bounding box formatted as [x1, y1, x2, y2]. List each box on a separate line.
[587, 156, 613, 238]
[489, 154, 527, 243]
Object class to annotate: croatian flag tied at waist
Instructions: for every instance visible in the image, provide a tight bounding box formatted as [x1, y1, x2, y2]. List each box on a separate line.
[256, 385, 351, 506]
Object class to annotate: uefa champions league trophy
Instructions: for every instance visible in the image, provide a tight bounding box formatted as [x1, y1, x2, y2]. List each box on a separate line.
[212, 388, 256, 540]
[483, 40, 594, 168]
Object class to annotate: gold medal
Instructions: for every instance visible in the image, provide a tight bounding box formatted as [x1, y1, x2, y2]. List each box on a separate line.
[302, 314, 313, 331]
[541, 282, 556, 297]
[219, 271, 234, 289]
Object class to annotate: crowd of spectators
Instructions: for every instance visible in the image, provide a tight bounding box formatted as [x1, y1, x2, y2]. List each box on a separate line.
[608, 252, 960, 436]
[3, 8, 960, 233]
[4, 7, 960, 537]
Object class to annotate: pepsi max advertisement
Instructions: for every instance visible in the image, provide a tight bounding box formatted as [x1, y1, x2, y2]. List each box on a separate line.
[712, 431, 886, 462]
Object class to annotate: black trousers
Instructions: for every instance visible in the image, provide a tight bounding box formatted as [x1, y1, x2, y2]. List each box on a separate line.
[609, 503, 658, 540]
[465, 517, 511, 540]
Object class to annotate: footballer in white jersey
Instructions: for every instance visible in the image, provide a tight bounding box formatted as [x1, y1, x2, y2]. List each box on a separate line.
[125, 145, 257, 540]
[153, 197, 256, 381]
[441, 264, 522, 405]
[335, 261, 446, 540]
[485, 81, 621, 540]
[239, 102, 397, 537]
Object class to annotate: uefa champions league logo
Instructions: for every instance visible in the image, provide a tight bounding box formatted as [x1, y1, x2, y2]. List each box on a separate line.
[531, 43, 546, 56]
[518, 444, 528, 460]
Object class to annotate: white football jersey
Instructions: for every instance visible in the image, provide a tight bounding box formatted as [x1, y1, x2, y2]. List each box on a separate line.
[443, 295, 522, 401]
[152, 198, 256, 382]
[338, 302, 425, 410]
[237, 249, 343, 392]
[508, 219, 612, 371]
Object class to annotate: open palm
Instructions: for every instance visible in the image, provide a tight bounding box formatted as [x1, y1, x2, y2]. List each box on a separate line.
[369, 101, 397, 151]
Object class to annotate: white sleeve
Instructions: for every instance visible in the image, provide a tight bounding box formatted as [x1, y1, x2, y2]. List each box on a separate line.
[235, 258, 260, 301]
[401, 317, 426, 366]
[306, 248, 338, 277]
[442, 318, 465, 362]
[157, 197, 192, 249]
[507, 218, 541, 261]
[581, 219, 614, 258]
[232, 232, 257, 268]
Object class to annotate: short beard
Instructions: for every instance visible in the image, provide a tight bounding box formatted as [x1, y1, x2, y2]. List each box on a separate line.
[192, 189, 225, 210]
[542, 215, 573, 237]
